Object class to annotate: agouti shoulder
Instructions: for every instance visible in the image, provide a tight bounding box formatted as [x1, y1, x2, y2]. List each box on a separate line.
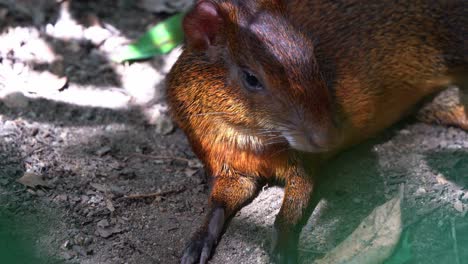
[166, 1, 467, 263]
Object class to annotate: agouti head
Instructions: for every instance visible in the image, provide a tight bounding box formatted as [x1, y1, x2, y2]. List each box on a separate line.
[179, 0, 341, 153]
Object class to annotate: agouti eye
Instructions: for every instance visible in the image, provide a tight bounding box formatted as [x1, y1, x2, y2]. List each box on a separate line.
[241, 69, 264, 92]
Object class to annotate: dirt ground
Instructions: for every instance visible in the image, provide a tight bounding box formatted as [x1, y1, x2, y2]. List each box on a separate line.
[0, 1, 467, 264]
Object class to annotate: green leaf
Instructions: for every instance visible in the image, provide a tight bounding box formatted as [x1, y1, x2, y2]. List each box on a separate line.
[112, 13, 184, 62]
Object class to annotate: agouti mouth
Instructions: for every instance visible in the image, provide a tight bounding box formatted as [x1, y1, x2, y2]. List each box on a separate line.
[281, 131, 330, 153]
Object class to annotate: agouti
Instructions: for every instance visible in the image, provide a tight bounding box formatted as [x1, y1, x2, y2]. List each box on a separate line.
[166, 0, 467, 263]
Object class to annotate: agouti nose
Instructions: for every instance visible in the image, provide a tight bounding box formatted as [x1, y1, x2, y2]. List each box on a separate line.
[302, 122, 337, 151]
[311, 129, 329, 148]
[305, 132, 321, 149]
[282, 124, 330, 153]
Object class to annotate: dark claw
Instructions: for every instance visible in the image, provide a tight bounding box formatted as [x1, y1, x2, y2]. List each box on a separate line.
[181, 233, 216, 264]
[271, 248, 298, 264]
[180, 207, 225, 264]
[200, 237, 215, 263]
[270, 227, 299, 264]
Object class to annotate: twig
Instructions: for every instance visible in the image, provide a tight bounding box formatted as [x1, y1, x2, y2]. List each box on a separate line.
[122, 187, 186, 200]
[129, 153, 192, 163]
[451, 218, 460, 264]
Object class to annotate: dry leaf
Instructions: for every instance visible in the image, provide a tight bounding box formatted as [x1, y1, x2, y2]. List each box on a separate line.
[16, 172, 48, 188]
[314, 196, 402, 264]
[454, 199, 465, 214]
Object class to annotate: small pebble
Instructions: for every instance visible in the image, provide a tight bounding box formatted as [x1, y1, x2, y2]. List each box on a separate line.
[96, 146, 112, 157]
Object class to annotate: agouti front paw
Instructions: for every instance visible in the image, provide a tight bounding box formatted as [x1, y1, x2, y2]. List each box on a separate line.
[271, 245, 297, 264]
[270, 228, 299, 264]
[180, 232, 217, 264]
[181, 207, 225, 264]
[271, 249, 298, 264]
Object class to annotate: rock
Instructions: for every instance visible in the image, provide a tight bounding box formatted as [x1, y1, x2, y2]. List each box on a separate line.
[109, 185, 125, 196]
[89, 195, 103, 204]
[2, 92, 29, 108]
[61, 251, 74, 260]
[90, 183, 108, 192]
[415, 187, 427, 196]
[96, 223, 123, 238]
[96, 222, 115, 238]
[61, 240, 72, 250]
[95, 146, 112, 157]
[83, 237, 93, 246]
[72, 245, 87, 256]
[97, 219, 110, 228]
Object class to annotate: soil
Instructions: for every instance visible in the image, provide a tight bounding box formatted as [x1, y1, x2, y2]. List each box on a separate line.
[0, 1, 467, 264]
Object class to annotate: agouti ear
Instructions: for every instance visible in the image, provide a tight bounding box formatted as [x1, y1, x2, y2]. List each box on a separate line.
[183, 0, 223, 50]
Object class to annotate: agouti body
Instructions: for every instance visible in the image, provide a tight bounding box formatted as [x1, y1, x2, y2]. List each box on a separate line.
[166, 0, 467, 263]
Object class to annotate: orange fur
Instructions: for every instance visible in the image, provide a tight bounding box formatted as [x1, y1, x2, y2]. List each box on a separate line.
[168, 1, 467, 263]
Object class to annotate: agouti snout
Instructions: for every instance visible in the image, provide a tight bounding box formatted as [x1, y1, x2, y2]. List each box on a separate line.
[167, 0, 467, 263]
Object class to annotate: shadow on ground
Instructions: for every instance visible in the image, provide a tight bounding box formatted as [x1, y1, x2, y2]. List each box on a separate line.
[426, 150, 468, 189]
[0, 97, 146, 127]
[0, 132, 61, 263]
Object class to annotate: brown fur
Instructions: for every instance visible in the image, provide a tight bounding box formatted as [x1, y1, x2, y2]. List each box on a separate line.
[167, 1, 467, 263]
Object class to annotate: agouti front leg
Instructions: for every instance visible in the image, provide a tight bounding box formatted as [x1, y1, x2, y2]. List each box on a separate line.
[272, 166, 317, 264]
[181, 173, 260, 264]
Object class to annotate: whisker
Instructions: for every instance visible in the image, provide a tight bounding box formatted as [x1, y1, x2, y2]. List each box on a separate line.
[176, 112, 233, 120]
[193, 112, 232, 116]
[263, 136, 286, 143]
[255, 131, 279, 135]
[263, 138, 283, 143]
[265, 142, 286, 146]
[268, 134, 286, 139]
[269, 147, 289, 157]
[264, 139, 285, 144]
